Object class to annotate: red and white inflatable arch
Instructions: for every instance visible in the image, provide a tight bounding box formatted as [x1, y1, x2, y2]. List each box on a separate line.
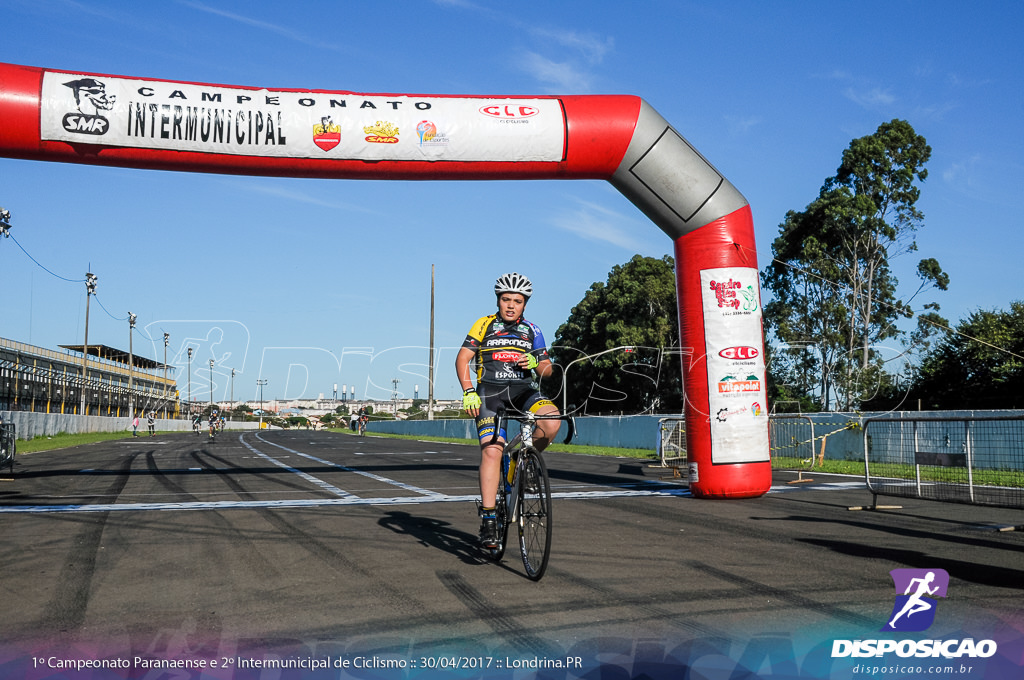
[0, 63, 770, 498]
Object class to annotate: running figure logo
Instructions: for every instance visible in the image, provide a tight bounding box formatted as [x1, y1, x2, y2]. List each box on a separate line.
[882, 568, 949, 632]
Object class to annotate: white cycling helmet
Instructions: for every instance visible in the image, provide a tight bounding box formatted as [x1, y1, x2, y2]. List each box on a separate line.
[494, 272, 532, 299]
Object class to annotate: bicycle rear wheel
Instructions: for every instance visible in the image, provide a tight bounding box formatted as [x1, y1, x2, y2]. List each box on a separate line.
[517, 448, 552, 580]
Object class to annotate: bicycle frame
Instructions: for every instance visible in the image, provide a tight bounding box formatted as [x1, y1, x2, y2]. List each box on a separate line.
[484, 408, 576, 579]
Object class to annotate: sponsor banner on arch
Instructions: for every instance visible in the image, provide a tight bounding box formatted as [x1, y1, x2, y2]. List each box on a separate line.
[700, 266, 769, 464]
[40, 70, 566, 162]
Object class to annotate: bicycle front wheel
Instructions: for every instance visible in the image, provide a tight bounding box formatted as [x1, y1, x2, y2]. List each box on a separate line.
[517, 448, 552, 580]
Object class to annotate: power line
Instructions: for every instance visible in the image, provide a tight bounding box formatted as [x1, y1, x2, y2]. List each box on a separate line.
[8, 233, 86, 283]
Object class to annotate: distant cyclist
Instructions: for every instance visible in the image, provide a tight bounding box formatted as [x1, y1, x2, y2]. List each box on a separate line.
[208, 410, 218, 439]
[455, 272, 560, 548]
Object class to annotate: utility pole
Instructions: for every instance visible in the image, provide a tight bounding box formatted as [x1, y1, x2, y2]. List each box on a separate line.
[428, 263, 435, 420]
[81, 271, 97, 415]
[128, 312, 136, 418]
[163, 333, 169, 418]
[257, 379, 268, 429]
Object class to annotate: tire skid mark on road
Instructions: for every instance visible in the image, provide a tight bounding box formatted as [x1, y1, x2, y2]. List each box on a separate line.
[39, 452, 139, 635]
[542, 565, 731, 639]
[240, 434, 353, 498]
[689, 560, 878, 628]
[153, 444, 285, 582]
[436, 570, 561, 656]
[235, 489, 433, 620]
[253, 432, 446, 499]
[0, 490, 693, 514]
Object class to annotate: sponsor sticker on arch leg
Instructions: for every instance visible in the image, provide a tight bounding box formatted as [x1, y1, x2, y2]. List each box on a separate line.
[701, 267, 769, 464]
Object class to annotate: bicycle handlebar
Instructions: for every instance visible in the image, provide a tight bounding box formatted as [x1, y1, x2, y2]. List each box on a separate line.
[487, 408, 577, 447]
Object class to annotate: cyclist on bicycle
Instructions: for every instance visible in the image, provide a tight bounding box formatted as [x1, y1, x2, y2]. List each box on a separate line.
[456, 272, 561, 548]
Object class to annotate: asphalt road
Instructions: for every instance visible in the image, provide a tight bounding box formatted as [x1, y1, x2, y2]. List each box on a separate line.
[1, 429, 1021, 678]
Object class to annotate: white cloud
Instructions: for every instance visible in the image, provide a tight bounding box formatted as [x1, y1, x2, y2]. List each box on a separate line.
[230, 181, 383, 215]
[548, 199, 645, 251]
[844, 86, 897, 108]
[724, 114, 762, 135]
[529, 27, 614, 64]
[521, 52, 591, 93]
[178, 0, 343, 51]
[942, 154, 983, 188]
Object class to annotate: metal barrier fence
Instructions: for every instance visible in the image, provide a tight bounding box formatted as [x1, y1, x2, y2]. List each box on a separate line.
[769, 415, 816, 466]
[863, 415, 1024, 509]
[0, 421, 14, 474]
[657, 417, 686, 467]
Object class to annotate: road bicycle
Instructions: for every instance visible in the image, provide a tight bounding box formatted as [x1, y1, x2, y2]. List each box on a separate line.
[358, 417, 367, 436]
[482, 409, 575, 581]
[0, 421, 15, 476]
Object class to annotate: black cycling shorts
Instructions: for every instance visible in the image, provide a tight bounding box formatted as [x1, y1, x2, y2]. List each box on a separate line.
[475, 382, 556, 444]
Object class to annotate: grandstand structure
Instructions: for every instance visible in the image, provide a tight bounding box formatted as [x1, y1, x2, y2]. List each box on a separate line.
[1, 336, 179, 417]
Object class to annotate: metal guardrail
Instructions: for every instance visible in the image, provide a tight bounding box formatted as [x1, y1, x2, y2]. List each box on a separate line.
[657, 417, 686, 467]
[862, 415, 1024, 510]
[769, 414, 817, 482]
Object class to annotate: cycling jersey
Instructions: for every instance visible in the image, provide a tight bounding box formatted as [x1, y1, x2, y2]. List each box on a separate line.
[461, 314, 550, 386]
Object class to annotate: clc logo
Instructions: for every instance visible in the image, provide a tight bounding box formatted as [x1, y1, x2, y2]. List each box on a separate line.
[479, 104, 540, 119]
[719, 346, 759, 360]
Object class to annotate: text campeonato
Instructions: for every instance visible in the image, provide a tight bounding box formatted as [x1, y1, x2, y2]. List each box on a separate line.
[134, 86, 433, 111]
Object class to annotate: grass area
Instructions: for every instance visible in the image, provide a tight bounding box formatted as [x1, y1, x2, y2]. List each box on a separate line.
[16, 430, 148, 454]
[772, 455, 1024, 487]
[13, 427, 658, 461]
[326, 427, 657, 459]
[772, 456, 866, 477]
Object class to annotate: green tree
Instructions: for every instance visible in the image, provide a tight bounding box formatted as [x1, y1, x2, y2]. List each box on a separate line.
[898, 302, 1024, 410]
[550, 254, 682, 414]
[762, 119, 948, 410]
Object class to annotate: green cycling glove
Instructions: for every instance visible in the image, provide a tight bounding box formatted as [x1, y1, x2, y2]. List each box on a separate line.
[462, 388, 481, 410]
[522, 353, 539, 370]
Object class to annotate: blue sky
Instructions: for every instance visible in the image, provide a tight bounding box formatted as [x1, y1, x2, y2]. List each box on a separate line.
[2, 0, 1021, 404]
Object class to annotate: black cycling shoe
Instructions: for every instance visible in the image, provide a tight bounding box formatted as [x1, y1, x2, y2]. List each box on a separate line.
[478, 517, 499, 548]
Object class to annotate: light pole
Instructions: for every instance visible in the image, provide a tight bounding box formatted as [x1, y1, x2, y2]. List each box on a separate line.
[0, 206, 11, 238]
[391, 377, 401, 415]
[187, 346, 193, 413]
[81, 271, 97, 415]
[162, 333, 169, 418]
[128, 312, 136, 418]
[230, 369, 235, 418]
[257, 379, 268, 429]
[209, 358, 215, 408]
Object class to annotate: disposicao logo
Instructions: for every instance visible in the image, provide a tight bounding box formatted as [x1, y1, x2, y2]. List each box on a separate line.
[831, 568, 998, 660]
[883, 568, 948, 632]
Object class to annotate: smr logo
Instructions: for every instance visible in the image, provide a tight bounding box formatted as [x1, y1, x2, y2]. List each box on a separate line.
[882, 568, 949, 632]
[61, 77, 116, 135]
